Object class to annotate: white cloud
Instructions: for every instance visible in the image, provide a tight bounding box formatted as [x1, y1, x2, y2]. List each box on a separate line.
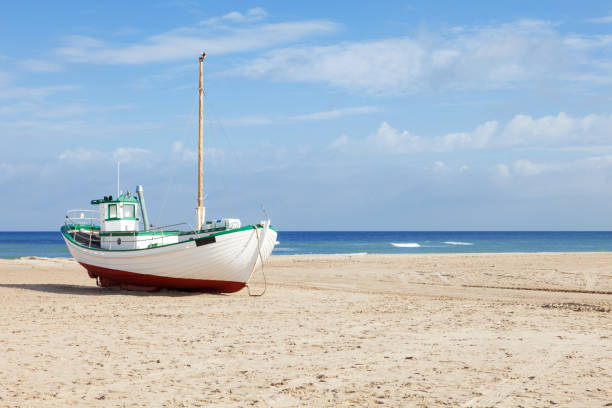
[200, 7, 268, 25]
[510, 159, 561, 176]
[216, 115, 276, 127]
[290, 106, 381, 121]
[55, 19, 339, 64]
[0, 102, 87, 118]
[58, 142, 225, 168]
[172, 141, 185, 152]
[431, 161, 448, 173]
[0, 118, 161, 140]
[436, 121, 498, 150]
[229, 19, 612, 94]
[494, 163, 511, 178]
[204, 147, 226, 163]
[588, 11, 612, 23]
[335, 120, 497, 153]
[563, 34, 612, 50]
[500, 112, 612, 147]
[229, 37, 427, 95]
[327, 134, 350, 150]
[0, 162, 43, 184]
[58, 148, 103, 162]
[493, 155, 612, 180]
[0, 71, 11, 85]
[58, 147, 153, 163]
[489, 158, 586, 201]
[172, 140, 196, 161]
[19, 59, 63, 72]
[0, 102, 132, 118]
[217, 106, 381, 126]
[113, 147, 152, 162]
[0, 85, 79, 100]
[331, 111, 612, 155]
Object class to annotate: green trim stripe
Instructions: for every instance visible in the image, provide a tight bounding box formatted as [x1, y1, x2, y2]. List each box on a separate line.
[61, 224, 268, 252]
[66, 224, 101, 231]
[99, 230, 180, 237]
[91, 193, 139, 205]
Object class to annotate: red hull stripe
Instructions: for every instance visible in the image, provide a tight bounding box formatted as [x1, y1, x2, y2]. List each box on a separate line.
[79, 262, 246, 293]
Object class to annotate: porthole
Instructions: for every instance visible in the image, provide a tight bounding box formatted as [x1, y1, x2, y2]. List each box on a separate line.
[117, 238, 122, 245]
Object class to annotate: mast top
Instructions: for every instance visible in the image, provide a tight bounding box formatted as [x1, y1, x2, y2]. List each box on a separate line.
[199, 51, 206, 62]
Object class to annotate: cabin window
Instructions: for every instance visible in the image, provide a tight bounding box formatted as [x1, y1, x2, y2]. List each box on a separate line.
[123, 204, 135, 218]
[108, 204, 117, 219]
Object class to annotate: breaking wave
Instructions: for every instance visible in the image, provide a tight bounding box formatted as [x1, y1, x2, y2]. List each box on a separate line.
[444, 241, 473, 246]
[391, 243, 421, 248]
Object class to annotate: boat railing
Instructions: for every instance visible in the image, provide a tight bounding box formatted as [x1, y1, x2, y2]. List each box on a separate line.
[65, 209, 100, 227]
[64, 215, 207, 250]
[65, 209, 101, 248]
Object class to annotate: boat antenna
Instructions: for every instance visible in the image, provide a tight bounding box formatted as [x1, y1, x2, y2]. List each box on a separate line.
[117, 161, 120, 198]
[196, 51, 206, 231]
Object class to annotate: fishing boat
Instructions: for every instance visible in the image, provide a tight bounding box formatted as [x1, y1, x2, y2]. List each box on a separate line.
[60, 52, 277, 293]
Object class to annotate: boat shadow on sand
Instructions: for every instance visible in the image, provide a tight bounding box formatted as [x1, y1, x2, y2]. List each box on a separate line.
[0, 283, 227, 297]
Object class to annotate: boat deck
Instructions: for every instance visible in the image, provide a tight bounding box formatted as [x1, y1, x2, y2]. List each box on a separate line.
[72, 229, 101, 248]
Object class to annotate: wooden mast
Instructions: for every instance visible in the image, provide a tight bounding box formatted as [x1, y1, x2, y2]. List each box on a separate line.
[197, 52, 206, 230]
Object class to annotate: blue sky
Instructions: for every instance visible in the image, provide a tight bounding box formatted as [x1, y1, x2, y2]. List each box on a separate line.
[3, 1, 612, 230]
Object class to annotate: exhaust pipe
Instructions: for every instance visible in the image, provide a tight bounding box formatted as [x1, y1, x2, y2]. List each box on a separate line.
[136, 185, 150, 232]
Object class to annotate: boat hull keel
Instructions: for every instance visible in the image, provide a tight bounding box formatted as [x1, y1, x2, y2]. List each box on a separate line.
[81, 262, 246, 292]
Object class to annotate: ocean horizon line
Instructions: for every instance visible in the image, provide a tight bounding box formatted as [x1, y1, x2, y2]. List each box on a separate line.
[3, 230, 612, 258]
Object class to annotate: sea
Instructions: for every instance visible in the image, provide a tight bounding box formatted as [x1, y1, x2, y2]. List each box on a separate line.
[2, 231, 612, 258]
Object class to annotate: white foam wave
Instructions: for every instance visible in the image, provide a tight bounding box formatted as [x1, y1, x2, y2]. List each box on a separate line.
[444, 241, 473, 246]
[391, 242, 421, 248]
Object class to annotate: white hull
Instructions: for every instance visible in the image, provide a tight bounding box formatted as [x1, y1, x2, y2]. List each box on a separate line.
[62, 223, 277, 292]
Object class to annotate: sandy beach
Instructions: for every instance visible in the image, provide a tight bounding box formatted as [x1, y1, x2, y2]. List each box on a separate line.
[1, 253, 611, 407]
